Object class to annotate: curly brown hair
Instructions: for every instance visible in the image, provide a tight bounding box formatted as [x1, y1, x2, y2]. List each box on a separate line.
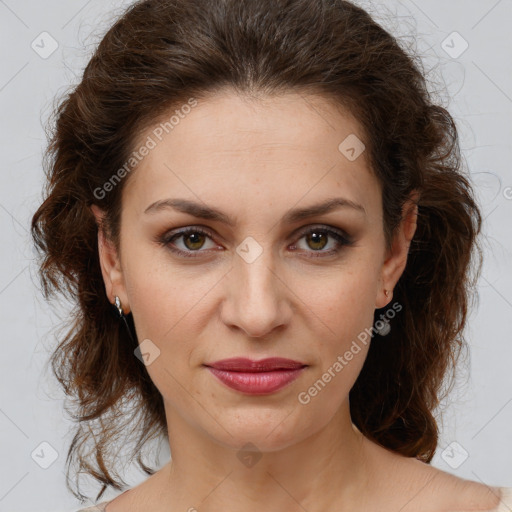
[30, 0, 483, 503]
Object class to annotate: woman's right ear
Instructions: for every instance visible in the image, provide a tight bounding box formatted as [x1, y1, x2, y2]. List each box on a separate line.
[89, 204, 126, 306]
[90, 204, 106, 228]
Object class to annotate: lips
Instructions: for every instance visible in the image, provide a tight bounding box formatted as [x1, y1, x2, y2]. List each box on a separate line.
[204, 358, 307, 395]
[206, 357, 306, 371]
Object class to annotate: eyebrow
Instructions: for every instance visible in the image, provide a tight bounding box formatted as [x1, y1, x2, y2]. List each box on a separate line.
[143, 197, 366, 225]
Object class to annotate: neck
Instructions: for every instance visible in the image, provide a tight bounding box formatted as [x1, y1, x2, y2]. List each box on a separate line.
[156, 400, 374, 511]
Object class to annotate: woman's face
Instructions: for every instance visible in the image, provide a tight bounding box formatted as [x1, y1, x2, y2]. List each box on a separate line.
[93, 89, 415, 452]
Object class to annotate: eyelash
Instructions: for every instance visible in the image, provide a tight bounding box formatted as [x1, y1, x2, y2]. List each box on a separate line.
[157, 225, 354, 259]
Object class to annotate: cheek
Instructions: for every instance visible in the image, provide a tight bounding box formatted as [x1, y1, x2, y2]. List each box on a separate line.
[122, 240, 199, 338]
[123, 257, 201, 411]
[121, 244, 220, 388]
[296, 284, 374, 421]
[301, 263, 378, 392]
[309, 261, 379, 337]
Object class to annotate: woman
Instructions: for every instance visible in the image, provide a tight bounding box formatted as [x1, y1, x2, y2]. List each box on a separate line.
[30, 0, 511, 510]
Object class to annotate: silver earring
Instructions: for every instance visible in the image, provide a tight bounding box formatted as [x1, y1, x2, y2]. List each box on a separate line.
[114, 296, 123, 318]
[375, 316, 391, 336]
[113, 296, 136, 344]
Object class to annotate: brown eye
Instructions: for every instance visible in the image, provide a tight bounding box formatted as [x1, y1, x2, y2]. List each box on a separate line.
[159, 225, 353, 259]
[305, 231, 329, 251]
[182, 231, 207, 250]
[290, 226, 354, 258]
[159, 227, 218, 258]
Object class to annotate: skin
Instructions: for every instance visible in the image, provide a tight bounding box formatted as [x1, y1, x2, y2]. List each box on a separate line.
[91, 89, 501, 511]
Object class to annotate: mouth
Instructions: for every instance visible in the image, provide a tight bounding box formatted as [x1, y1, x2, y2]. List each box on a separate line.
[206, 357, 307, 372]
[203, 357, 308, 395]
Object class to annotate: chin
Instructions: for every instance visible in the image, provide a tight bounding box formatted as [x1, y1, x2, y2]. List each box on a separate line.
[205, 408, 319, 453]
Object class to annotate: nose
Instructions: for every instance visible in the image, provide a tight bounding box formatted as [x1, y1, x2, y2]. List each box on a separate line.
[220, 243, 293, 339]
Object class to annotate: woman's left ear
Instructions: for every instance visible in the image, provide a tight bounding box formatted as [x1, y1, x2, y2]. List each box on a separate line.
[376, 190, 419, 309]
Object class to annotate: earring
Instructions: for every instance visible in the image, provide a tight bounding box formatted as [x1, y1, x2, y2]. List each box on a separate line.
[114, 295, 124, 318]
[375, 316, 391, 336]
[113, 295, 136, 344]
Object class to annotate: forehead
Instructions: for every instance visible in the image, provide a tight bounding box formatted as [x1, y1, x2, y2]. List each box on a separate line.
[123, 89, 380, 223]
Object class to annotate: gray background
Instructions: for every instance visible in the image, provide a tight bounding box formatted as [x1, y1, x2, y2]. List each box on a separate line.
[0, 0, 511, 510]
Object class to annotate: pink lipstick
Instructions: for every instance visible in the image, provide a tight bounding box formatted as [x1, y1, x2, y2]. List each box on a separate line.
[204, 357, 307, 395]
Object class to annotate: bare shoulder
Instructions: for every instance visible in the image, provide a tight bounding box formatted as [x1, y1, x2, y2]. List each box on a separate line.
[360, 436, 503, 512]
[387, 453, 502, 511]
